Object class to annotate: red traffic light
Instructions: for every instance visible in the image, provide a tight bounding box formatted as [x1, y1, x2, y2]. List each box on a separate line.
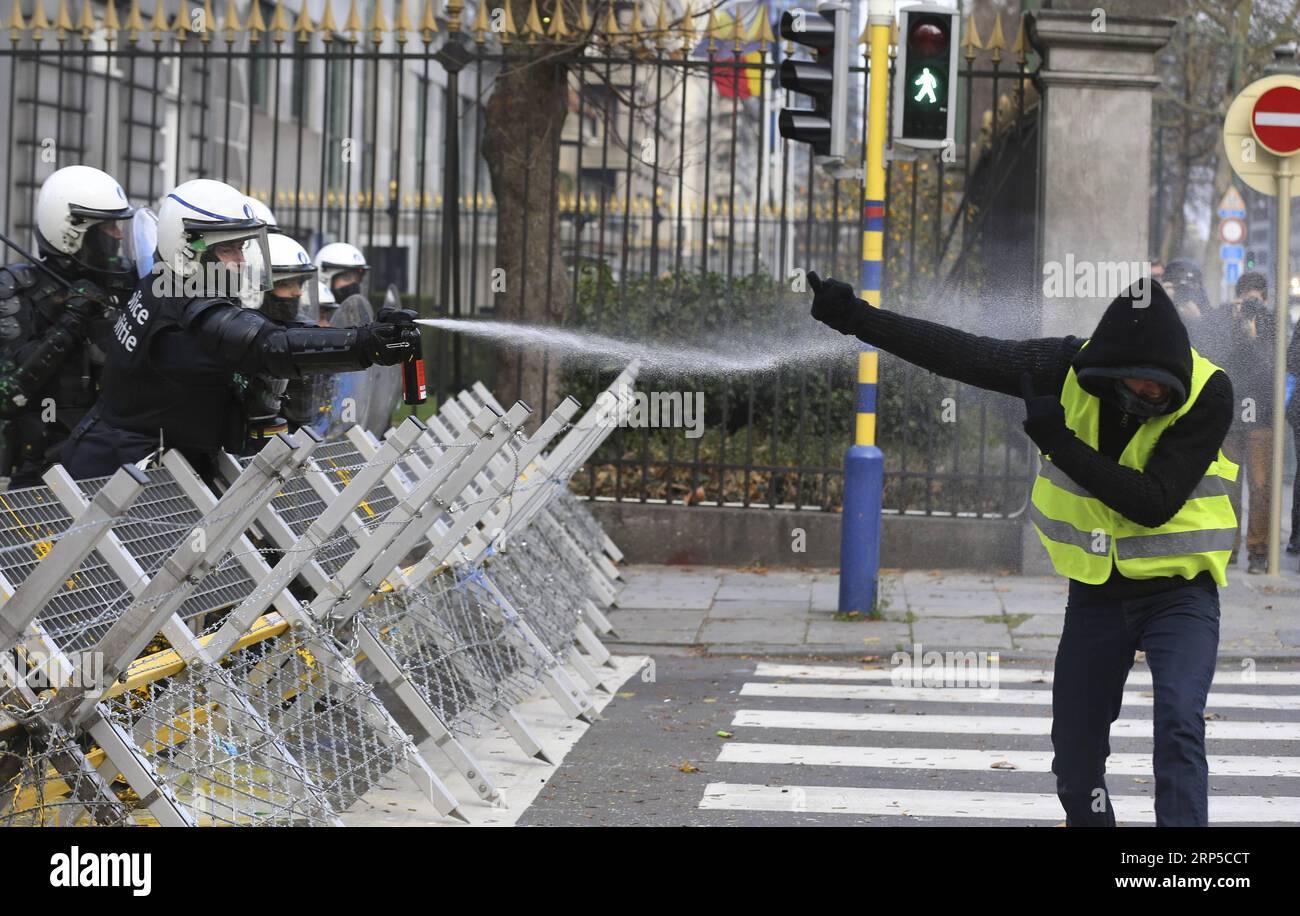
[908, 21, 947, 57]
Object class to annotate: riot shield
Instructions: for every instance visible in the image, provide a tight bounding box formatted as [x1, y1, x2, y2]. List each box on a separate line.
[366, 284, 407, 433]
[307, 293, 376, 438]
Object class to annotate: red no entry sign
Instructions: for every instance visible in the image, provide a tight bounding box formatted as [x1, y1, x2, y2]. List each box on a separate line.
[1252, 85, 1300, 155]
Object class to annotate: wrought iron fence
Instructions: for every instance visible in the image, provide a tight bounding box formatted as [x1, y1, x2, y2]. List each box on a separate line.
[0, 0, 1041, 516]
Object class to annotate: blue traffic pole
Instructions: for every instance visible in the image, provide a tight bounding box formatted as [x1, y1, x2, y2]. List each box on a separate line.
[838, 4, 891, 617]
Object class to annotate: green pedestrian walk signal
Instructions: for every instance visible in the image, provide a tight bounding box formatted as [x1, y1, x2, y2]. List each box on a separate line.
[893, 4, 959, 150]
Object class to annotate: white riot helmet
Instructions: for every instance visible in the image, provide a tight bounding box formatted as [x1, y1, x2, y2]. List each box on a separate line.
[155, 179, 271, 298]
[34, 165, 136, 290]
[314, 241, 368, 307]
[245, 195, 278, 231]
[259, 234, 319, 322]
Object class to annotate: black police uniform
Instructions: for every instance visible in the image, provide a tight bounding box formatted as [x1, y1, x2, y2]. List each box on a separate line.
[0, 263, 112, 488]
[62, 275, 406, 482]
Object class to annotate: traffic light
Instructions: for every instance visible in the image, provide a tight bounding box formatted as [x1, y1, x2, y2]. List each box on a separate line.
[778, 1, 851, 164]
[893, 4, 960, 150]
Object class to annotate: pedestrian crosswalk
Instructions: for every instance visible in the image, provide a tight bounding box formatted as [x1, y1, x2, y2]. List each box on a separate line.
[697, 661, 1300, 825]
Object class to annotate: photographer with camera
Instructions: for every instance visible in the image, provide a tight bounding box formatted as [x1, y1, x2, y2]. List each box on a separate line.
[1225, 272, 1276, 574]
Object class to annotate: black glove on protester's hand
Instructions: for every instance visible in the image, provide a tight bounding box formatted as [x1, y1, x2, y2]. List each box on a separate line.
[355, 321, 421, 367]
[808, 271, 868, 336]
[1020, 372, 1071, 455]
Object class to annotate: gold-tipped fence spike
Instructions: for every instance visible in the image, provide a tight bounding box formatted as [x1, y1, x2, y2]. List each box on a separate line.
[149, 0, 166, 41]
[9, 0, 26, 41]
[732, 7, 746, 52]
[294, 0, 313, 42]
[318, 0, 338, 39]
[653, 0, 668, 50]
[173, 3, 191, 39]
[29, 0, 49, 41]
[103, 0, 120, 37]
[198, 0, 214, 42]
[961, 12, 981, 59]
[755, 6, 774, 50]
[1012, 13, 1027, 64]
[499, 0, 518, 41]
[77, 0, 96, 39]
[393, 0, 413, 42]
[986, 13, 1006, 61]
[677, 0, 694, 52]
[628, 1, 644, 49]
[470, 0, 488, 41]
[889, 16, 898, 57]
[269, 0, 290, 42]
[444, 0, 460, 33]
[246, 0, 265, 40]
[55, 0, 73, 38]
[602, 2, 618, 42]
[124, 0, 143, 42]
[704, 7, 719, 51]
[419, 0, 439, 41]
[523, 0, 542, 43]
[576, 0, 590, 33]
[343, 0, 362, 38]
[366, 0, 387, 42]
[546, 0, 567, 39]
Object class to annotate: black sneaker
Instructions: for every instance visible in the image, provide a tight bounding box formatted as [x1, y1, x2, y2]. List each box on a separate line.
[1248, 554, 1268, 574]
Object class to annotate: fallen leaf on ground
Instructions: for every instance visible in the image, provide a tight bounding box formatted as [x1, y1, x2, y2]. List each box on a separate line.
[716, 730, 733, 739]
[990, 760, 1018, 770]
[678, 762, 699, 774]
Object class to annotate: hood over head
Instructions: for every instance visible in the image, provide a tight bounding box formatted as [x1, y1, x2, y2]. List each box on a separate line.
[1071, 279, 1192, 416]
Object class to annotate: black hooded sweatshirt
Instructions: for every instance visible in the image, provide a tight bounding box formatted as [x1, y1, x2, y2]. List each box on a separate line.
[844, 282, 1234, 599]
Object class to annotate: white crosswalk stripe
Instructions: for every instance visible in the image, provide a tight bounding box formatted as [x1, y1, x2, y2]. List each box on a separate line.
[754, 661, 1300, 686]
[740, 680, 1300, 711]
[699, 662, 1300, 825]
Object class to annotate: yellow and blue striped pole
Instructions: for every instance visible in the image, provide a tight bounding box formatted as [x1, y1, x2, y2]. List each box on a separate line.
[839, 0, 891, 616]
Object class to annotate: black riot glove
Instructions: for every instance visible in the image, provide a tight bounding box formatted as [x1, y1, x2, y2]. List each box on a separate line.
[355, 320, 421, 367]
[1020, 373, 1071, 455]
[59, 279, 111, 338]
[808, 271, 869, 336]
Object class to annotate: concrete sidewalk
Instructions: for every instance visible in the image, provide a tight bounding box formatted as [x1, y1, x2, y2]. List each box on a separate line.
[606, 562, 1300, 660]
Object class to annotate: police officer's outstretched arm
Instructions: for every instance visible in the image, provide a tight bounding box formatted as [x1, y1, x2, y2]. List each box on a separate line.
[807, 271, 1076, 398]
[181, 297, 420, 378]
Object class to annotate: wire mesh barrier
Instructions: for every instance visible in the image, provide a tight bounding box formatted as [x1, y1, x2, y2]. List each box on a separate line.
[0, 363, 637, 826]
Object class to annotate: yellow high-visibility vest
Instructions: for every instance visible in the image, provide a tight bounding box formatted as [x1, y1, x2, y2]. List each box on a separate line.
[1029, 345, 1239, 585]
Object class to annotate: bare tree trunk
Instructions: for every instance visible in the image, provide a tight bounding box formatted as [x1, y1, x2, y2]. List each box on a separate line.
[482, 52, 571, 421]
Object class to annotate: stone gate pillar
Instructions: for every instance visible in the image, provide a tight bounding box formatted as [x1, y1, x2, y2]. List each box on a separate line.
[1029, 11, 1176, 338]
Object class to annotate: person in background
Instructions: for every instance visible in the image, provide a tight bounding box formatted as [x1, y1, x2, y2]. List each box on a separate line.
[1163, 260, 1235, 372]
[1223, 272, 1275, 574]
[1287, 307, 1300, 558]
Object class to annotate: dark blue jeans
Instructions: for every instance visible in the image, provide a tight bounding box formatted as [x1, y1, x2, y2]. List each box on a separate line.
[1051, 582, 1220, 827]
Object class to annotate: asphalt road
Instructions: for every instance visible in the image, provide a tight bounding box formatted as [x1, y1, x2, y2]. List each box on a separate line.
[520, 653, 1300, 827]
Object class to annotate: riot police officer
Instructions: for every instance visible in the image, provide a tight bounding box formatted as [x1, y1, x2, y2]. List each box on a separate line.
[314, 241, 368, 324]
[245, 231, 322, 442]
[61, 178, 420, 481]
[0, 165, 135, 488]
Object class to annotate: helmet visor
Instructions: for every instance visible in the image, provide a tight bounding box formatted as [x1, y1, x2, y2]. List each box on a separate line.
[188, 222, 273, 295]
[130, 207, 158, 278]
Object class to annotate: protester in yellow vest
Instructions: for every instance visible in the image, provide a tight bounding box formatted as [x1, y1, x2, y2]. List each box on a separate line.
[809, 274, 1236, 828]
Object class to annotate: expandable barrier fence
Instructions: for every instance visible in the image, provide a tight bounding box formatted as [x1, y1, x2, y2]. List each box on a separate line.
[0, 361, 639, 826]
